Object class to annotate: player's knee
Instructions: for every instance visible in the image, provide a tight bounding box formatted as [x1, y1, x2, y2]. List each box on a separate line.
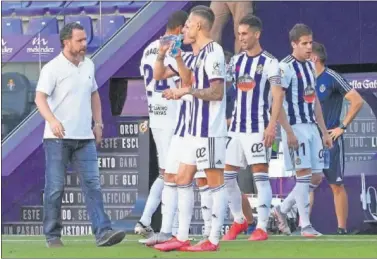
[205, 168, 224, 187]
[251, 164, 268, 174]
[296, 168, 311, 177]
[330, 184, 345, 195]
[225, 164, 239, 171]
[196, 178, 208, 187]
[311, 173, 323, 186]
[164, 173, 176, 184]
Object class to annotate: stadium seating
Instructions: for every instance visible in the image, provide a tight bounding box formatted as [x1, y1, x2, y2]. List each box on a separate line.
[1, 1, 144, 52]
[25, 17, 59, 35]
[88, 15, 126, 52]
[65, 15, 94, 44]
[2, 17, 23, 35]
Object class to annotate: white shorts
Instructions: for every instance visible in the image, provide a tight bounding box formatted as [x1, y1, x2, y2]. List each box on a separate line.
[281, 123, 324, 171]
[226, 131, 271, 167]
[180, 135, 226, 171]
[165, 135, 184, 174]
[151, 128, 174, 170]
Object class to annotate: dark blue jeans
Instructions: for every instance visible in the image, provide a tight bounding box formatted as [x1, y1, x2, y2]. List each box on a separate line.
[43, 139, 111, 241]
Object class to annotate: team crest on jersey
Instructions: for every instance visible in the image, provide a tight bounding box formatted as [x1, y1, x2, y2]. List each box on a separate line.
[319, 84, 326, 93]
[256, 64, 264, 75]
[296, 157, 301, 165]
[237, 74, 256, 92]
[304, 85, 316, 103]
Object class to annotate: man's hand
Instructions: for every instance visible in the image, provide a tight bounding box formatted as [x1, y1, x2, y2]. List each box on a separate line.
[322, 132, 333, 149]
[162, 88, 189, 100]
[263, 123, 276, 148]
[328, 127, 344, 141]
[158, 39, 170, 56]
[93, 124, 103, 145]
[286, 131, 299, 150]
[49, 118, 65, 138]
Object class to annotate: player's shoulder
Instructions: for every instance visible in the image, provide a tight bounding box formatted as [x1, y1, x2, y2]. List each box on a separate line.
[205, 41, 224, 54]
[280, 55, 295, 65]
[325, 67, 342, 79]
[261, 50, 277, 61]
[142, 40, 159, 58]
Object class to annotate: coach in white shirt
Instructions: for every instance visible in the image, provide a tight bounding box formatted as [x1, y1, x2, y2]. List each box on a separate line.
[35, 23, 125, 248]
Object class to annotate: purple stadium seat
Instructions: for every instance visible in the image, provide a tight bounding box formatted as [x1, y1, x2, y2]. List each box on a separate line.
[120, 1, 147, 13]
[15, 1, 65, 16]
[65, 16, 93, 44]
[2, 17, 23, 35]
[97, 15, 126, 39]
[2, 1, 31, 16]
[87, 15, 126, 53]
[84, 1, 132, 15]
[25, 17, 59, 36]
[60, 1, 99, 15]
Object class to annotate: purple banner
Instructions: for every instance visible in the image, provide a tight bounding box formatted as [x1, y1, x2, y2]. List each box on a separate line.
[1, 35, 60, 63]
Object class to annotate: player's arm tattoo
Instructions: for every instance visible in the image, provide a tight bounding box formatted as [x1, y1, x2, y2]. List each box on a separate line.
[188, 79, 224, 101]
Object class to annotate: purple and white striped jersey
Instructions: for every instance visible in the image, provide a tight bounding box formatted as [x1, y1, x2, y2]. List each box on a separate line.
[229, 51, 282, 133]
[173, 51, 196, 137]
[187, 41, 227, 138]
[280, 55, 317, 125]
[139, 39, 178, 129]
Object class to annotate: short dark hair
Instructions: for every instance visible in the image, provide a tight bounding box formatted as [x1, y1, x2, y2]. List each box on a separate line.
[289, 23, 312, 42]
[60, 22, 85, 48]
[312, 41, 327, 64]
[190, 6, 215, 30]
[190, 5, 213, 13]
[239, 15, 263, 32]
[167, 10, 188, 30]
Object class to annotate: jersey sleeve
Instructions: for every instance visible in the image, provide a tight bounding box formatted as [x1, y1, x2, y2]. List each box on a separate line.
[279, 61, 292, 90]
[331, 70, 353, 96]
[267, 58, 282, 87]
[204, 46, 226, 81]
[36, 64, 56, 96]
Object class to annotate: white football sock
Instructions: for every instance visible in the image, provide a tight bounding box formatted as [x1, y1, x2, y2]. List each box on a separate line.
[294, 175, 312, 228]
[199, 185, 212, 237]
[253, 172, 272, 231]
[160, 182, 177, 234]
[209, 184, 227, 245]
[176, 183, 194, 242]
[224, 171, 244, 223]
[140, 175, 164, 226]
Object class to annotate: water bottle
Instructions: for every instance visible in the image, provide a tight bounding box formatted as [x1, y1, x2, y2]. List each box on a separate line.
[159, 35, 176, 46]
[170, 34, 183, 57]
[323, 148, 330, 169]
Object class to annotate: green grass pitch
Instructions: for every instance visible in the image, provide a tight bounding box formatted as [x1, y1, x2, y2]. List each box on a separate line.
[2, 234, 377, 258]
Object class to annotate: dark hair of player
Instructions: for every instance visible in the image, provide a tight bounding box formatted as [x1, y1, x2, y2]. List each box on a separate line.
[312, 41, 328, 64]
[167, 10, 189, 30]
[289, 23, 313, 42]
[239, 14, 263, 32]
